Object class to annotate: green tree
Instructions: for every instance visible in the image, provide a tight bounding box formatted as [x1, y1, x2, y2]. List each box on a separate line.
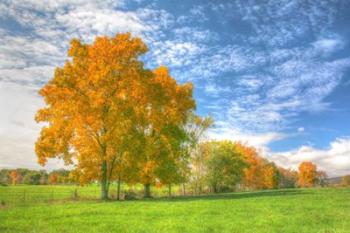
[187, 115, 213, 194]
[205, 141, 247, 193]
[22, 171, 42, 185]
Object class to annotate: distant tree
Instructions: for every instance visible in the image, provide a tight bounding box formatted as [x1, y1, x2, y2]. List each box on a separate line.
[49, 174, 58, 185]
[0, 169, 11, 185]
[9, 170, 18, 185]
[316, 170, 328, 187]
[39, 170, 48, 185]
[40, 175, 47, 185]
[261, 162, 280, 189]
[235, 143, 264, 190]
[298, 161, 317, 187]
[278, 167, 298, 188]
[205, 141, 247, 193]
[22, 171, 42, 185]
[341, 175, 350, 187]
[235, 143, 280, 190]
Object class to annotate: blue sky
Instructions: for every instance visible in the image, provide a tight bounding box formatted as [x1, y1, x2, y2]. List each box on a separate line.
[0, 0, 349, 176]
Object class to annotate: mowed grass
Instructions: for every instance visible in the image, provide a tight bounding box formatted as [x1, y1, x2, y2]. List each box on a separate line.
[0, 187, 349, 233]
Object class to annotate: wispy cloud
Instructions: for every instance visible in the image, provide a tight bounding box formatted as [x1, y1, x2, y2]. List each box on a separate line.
[208, 120, 286, 149]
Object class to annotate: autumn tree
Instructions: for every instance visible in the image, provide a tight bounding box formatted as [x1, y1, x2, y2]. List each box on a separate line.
[298, 161, 317, 187]
[341, 175, 350, 187]
[235, 143, 280, 190]
[235, 143, 262, 190]
[278, 167, 298, 188]
[261, 162, 280, 189]
[35, 33, 195, 200]
[205, 141, 247, 193]
[133, 67, 195, 197]
[49, 174, 58, 185]
[9, 170, 18, 185]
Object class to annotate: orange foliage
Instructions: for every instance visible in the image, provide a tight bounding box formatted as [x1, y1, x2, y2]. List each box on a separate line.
[298, 161, 317, 187]
[49, 174, 58, 185]
[35, 33, 195, 199]
[9, 170, 18, 185]
[261, 163, 279, 189]
[235, 143, 279, 190]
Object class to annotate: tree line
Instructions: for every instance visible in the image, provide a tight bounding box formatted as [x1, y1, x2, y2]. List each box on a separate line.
[3, 149, 348, 193]
[31, 33, 349, 200]
[0, 169, 73, 185]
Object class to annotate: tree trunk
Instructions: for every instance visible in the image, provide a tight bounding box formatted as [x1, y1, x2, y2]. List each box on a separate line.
[194, 180, 198, 195]
[101, 160, 109, 200]
[168, 184, 172, 197]
[213, 184, 218, 193]
[182, 183, 186, 196]
[144, 183, 151, 198]
[117, 176, 121, 200]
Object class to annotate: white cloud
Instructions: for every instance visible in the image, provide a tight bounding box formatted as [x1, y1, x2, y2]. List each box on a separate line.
[204, 82, 231, 97]
[232, 0, 344, 47]
[208, 120, 286, 150]
[313, 37, 345, 55]
[297, 127, 304, 133]
[224, 46, 350, 132]
[56, 9, 148, 37]
[148, 40, 204, 68]
[0, 66, 55, 87]
[0, 82, 65, 170]
[269, 138, 350, 177]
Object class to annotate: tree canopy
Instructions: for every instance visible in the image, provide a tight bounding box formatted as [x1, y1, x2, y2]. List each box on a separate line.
[35, 33, 195, 199]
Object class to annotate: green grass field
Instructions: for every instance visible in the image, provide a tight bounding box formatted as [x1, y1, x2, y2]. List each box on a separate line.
[0, 187, 349, 233]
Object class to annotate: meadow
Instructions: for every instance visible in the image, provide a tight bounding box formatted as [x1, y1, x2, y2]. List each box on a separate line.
[0, 186, 349, 233]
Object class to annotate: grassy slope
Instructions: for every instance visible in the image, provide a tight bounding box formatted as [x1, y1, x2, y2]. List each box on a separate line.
[1, 188, 349, 233]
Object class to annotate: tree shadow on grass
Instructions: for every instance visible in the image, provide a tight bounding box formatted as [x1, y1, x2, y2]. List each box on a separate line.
[143, 189, 310, 203]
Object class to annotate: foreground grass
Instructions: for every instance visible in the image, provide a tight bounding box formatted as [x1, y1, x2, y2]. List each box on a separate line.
[0, 188, 349, 233]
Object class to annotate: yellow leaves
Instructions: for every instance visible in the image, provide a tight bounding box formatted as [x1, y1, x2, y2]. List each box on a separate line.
[298, 161, 317, 187]
[234, 142, 280, 189]
[152, 66, 195, 125]
[261, 164, 278, 189]
[68, 38, 86, 58]
[35, 32, 195, 191]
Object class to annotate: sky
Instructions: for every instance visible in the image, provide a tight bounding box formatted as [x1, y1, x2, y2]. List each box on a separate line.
[0, 0, 349, 177]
